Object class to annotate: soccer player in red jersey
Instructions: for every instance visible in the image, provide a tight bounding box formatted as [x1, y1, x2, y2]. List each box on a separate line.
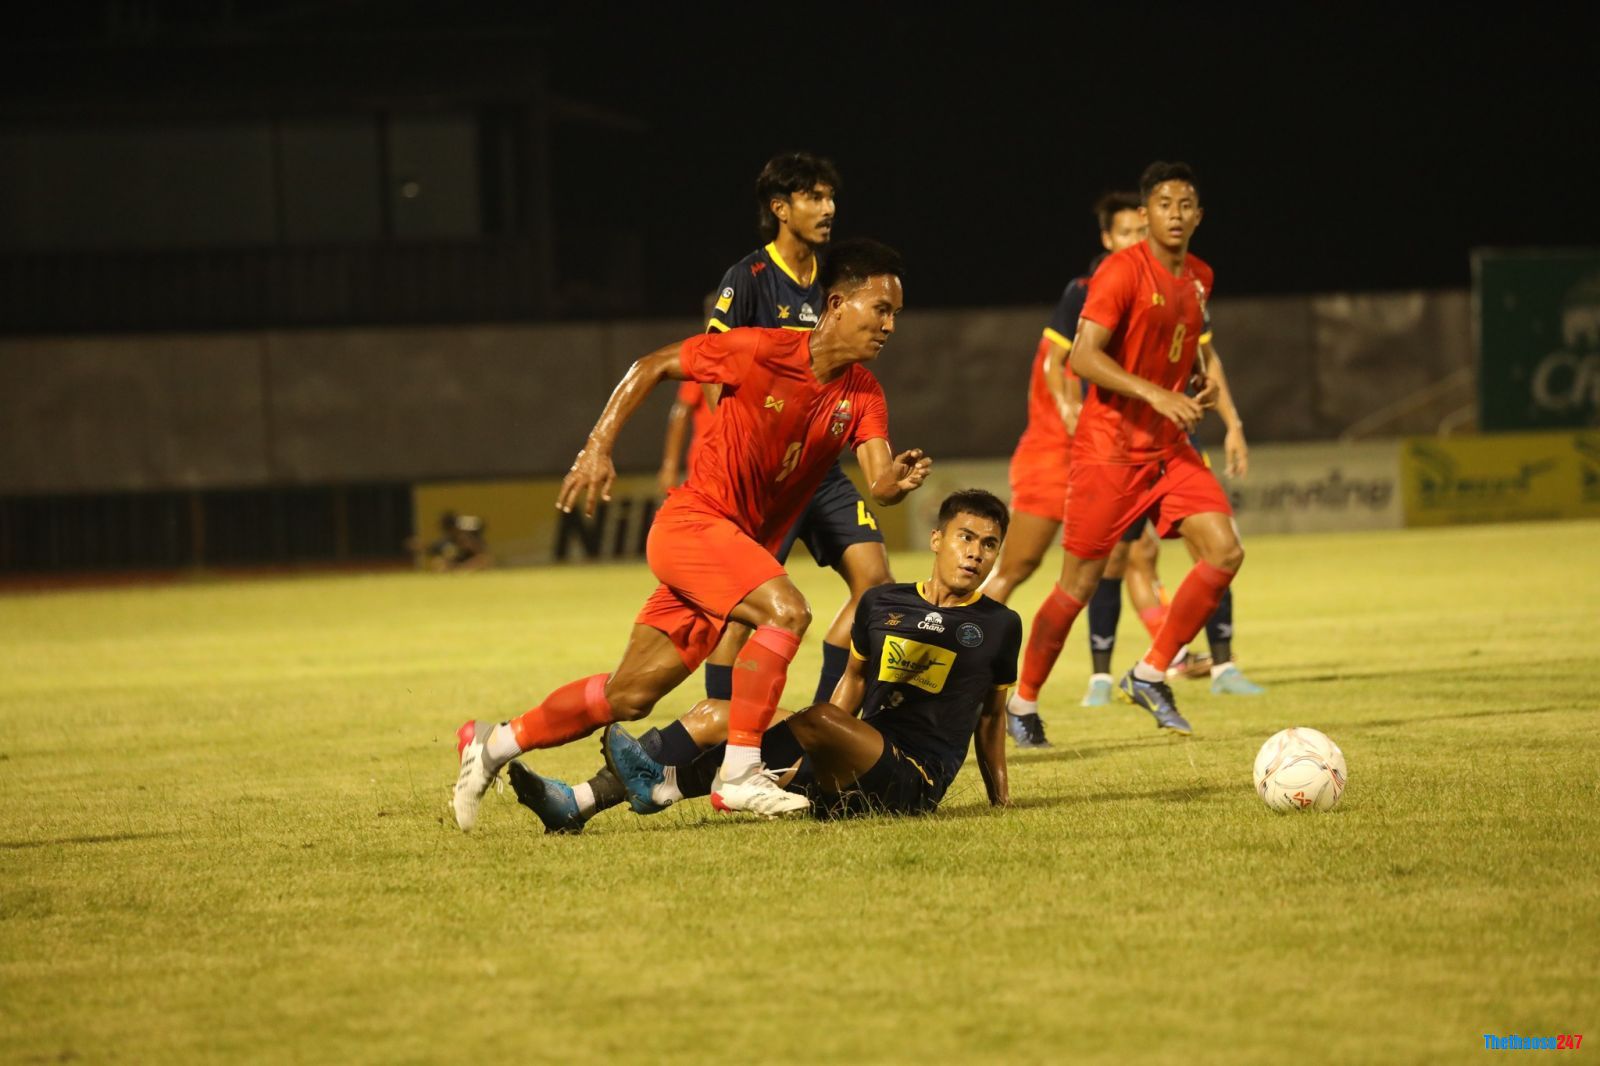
[1008, 161, 1242, 735]
[982, 192, 1145, 746]
[452, 239, 932, 828]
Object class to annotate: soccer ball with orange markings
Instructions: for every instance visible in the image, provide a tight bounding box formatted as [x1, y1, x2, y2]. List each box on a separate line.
[1253, 728, 1347, 813]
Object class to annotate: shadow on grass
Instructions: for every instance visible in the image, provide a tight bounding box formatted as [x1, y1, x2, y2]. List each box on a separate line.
[1010, 738, 1180, 766]
[0, 830, 178, 850]
[1354, 704, 1568, 730]
[929, 782, 1236, 821]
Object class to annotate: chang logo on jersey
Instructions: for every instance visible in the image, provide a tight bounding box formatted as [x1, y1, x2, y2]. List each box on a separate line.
[798, 302, 819, 326]
[878, 637, 955, 694]
[829, 399, 853, 438]
[917, 611, 945, 633]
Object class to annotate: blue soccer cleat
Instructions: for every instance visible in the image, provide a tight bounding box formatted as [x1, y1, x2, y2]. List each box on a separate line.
[506, 760, 585, 835]
[1210, 663, 1265, 695]
[1080, 673, 1114, 707]
[601, 724, 669, 814]
[1117, 670, 1193, 735]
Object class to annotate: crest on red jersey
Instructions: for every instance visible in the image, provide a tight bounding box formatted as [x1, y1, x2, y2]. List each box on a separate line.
[829, 399, 853, 437]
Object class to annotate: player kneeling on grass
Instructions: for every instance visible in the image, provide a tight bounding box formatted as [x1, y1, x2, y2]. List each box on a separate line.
[508, 490, 1022, 827]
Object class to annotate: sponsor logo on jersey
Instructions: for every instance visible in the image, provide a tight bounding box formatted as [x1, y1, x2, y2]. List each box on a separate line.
[715, 287, 734, 314]
[878, 637, 955, 694]
[1151, 292, 1166, 306]
[764, 395, 785, 414]
[776, 304, 791, 320]
[750, 261, 767, 277]
[829, 399, 852, 438]
[957, 622, 983, 647]
[799, 302, 818, 326]
[884, 612, 903, 628]
[918, 611, 945, 633]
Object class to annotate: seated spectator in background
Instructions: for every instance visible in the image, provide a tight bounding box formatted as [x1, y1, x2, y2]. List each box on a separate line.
[424, 511, 493, 572]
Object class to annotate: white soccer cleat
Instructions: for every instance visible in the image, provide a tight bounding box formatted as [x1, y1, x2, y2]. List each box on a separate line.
[709, 764, 810, 818]
[453, 719, 501, 832]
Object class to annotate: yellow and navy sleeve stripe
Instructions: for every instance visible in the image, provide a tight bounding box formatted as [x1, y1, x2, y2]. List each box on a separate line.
[707, 318, 730, 333]
[849, 640, 868, 662]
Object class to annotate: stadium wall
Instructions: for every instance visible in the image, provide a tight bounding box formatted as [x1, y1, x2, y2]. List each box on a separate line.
[0, 290, 1470, 495]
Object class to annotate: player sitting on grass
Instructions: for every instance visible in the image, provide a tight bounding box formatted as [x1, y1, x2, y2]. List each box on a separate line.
[507, 489, 1020, 827]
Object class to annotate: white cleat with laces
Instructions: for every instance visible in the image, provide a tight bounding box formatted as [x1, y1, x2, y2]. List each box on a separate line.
[710, 764, 810, 817]
[453, 719, 502, 832]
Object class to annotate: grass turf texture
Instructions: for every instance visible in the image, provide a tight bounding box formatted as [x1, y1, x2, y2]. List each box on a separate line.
[2, 520, 1597, 1063]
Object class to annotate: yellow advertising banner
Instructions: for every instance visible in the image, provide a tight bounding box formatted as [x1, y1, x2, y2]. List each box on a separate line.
[1400, 431, 1600, 526]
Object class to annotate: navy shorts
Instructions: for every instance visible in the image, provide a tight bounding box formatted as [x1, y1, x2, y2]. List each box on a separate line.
[810, 735, 944, 820]
[777, 461, 885, 569]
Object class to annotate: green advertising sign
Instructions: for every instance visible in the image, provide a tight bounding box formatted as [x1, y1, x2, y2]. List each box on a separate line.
[1475, 249, 1600, 431]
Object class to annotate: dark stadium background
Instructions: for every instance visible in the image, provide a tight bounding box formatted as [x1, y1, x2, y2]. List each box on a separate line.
[2, 4, 1596, 575]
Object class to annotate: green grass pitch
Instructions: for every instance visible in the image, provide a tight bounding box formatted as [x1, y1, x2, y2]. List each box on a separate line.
[2, 520, 1597, 1063]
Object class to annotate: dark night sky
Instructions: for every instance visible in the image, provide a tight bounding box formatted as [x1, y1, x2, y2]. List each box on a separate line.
[8, 6, 1600, 314]
[540, 10, 1600, 310]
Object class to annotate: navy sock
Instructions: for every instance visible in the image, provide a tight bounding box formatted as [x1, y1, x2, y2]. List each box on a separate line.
[1206, 587, 1234, 664]
[1087, 577, 1123, 674]
[813, 642, 850, 705]
[704, 663, 733, 701]
[636, 727, 663, 758]
[676, 722, 803, 800]
[653, 720, 703, 768]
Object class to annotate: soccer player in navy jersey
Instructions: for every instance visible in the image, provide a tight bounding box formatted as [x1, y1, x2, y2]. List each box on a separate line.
[697, 152, 895, 711]
[508, 489, 1019, 831]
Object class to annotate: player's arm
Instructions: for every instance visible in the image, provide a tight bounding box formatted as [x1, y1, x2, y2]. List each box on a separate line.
[1070, 318, 1203, 433]
[974, 686, 1010, 807]
[658, 398, 691, 493]
[854, 438, 932, 506]
[1043, 340, 1082, 435]
[828, 650, 868, 716]
[558, 343, 689, 516]
[1204, 343, 1249, 477]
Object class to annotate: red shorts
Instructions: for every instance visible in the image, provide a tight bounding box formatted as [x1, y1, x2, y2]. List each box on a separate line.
[1008, 434, 1070, 523]
[1062, 445, 1232, 559]
[637, 505, 786, 669]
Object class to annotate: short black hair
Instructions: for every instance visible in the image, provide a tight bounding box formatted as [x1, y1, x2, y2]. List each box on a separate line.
[937, 489, 1009, 540]
[1094, 191, 1142, 234]
[755, 151, 842, 242]
[1139, 161, 1200, 205]
[818, 238, 904, 295]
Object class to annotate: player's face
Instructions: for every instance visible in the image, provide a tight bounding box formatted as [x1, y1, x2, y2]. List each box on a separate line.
[1100, 209, 1147, 253]
[775, 183, 836, 247]
[1141, 181, 1202, 252]
[930, 513, 1005, 594]
[829, 274, 903, 362]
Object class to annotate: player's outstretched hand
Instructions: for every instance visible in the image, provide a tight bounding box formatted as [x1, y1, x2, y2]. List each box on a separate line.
[558, 447, 617, 516]
[893, 448, 933, 495]
[1149, 390, 1204, 433]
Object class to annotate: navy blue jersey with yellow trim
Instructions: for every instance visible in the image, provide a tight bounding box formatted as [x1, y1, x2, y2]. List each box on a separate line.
[849, 582, 1022, 797]
[707, 242, 825, 333]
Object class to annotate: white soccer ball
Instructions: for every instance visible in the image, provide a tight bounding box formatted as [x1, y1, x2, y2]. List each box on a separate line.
[1253, 727, 1347, 813]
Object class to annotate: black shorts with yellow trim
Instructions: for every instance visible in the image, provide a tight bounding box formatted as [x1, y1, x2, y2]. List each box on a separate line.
[777, 461, 885, 569]
[809, 733, 944, 820]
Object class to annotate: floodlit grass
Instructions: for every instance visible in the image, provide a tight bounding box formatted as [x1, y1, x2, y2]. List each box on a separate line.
[2, 521, 1597, 1064]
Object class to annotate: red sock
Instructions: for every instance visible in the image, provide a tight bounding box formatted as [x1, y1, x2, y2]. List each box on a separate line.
[1137, 604, 1169, 641]
[726, 626, 801, 748]
[508, 673, 613, 751]
[1018, 584, 1085, 701]
[1146, 562, 1235, 671]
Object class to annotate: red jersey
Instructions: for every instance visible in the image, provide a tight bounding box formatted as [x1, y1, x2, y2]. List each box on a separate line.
[674, 380, 716, 480]
[667, 328, 889, 549]
[1072, 242, 1213, 464]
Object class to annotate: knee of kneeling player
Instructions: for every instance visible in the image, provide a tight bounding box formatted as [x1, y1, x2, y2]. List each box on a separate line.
[786, 702, 845, 746]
